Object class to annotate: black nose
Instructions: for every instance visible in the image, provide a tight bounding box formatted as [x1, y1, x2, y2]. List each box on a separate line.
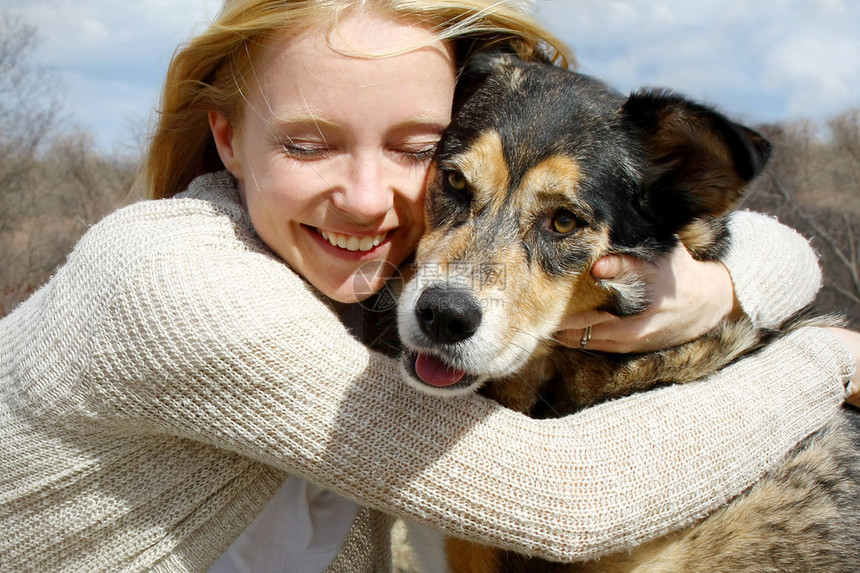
[415, 286, 482, 344]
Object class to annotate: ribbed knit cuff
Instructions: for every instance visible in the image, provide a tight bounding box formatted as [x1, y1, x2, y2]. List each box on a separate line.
[789, 326, 857, 395]
[723, 211, 822, 328]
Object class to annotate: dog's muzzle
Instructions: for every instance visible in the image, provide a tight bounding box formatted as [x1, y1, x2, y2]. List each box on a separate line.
[398, 285, 484, 390]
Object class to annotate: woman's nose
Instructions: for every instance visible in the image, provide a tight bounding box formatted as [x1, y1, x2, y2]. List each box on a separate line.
[333, 154, 394, 222]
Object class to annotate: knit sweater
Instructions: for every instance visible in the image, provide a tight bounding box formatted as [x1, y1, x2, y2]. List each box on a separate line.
[0, 171, 853, 572]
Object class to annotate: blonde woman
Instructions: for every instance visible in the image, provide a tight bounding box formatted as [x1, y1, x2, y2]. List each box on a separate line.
[0, 1, 855, 571]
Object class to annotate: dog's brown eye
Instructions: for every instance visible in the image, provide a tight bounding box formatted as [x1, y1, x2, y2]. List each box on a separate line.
[551, 209, 579, 234]
[447, 171, 467, 191]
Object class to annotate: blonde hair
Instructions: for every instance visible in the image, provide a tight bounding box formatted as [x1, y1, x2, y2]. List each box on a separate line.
[144, 0, 574, 199]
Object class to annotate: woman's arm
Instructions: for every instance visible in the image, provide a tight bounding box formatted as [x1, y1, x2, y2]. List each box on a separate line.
[72, 202, 851, 562]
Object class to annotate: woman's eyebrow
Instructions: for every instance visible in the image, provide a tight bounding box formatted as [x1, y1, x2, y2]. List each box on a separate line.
[269, 113, 337, 132]
[270, 114, 449, 136]
[388, 117, 451, 136]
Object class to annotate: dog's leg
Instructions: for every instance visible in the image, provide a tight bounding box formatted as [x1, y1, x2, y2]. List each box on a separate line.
[446, 538, 501, 573]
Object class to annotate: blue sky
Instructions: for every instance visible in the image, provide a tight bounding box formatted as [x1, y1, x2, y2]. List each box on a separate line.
[5, 0, 859, 151]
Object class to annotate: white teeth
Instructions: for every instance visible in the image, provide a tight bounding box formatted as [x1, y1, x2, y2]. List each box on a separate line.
[318, 229, 387, 252]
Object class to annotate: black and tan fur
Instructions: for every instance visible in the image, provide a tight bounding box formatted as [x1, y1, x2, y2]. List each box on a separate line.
[395, 53, 860, 572]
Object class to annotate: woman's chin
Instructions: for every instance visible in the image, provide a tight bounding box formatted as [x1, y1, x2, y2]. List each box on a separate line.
[314, 273, 391, 306]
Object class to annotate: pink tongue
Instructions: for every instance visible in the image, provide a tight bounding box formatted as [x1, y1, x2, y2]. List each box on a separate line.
[415, 354, 466, 387]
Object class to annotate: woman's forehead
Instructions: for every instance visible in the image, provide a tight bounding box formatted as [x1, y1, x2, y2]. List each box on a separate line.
[253, 12, 455, 91]
[270, 9, 450, 61]
[239, 12, 455, 126]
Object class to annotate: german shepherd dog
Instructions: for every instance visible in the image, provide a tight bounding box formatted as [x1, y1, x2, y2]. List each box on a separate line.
[394, 52, 860, 572]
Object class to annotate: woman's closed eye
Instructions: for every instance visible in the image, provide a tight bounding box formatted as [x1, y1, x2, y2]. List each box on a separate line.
[280, 140, 331, 160]
[275, 131, 439, 163]
[391, 141, 438, 162]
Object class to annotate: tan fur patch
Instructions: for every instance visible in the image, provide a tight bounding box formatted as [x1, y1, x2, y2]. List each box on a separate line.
[518, 155, 583, 201]
[508, 154, 609, 328]
[489, 155, 613, 352]
[448, 130, 509, 213]
[677, 218, 720, 255]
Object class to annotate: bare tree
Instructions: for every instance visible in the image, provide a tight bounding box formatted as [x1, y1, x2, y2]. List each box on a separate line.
[0, 16, 58, 229]
[0, 15, 137, 316]
[0, 16, 58, 313]
[748, 113, 860, 326]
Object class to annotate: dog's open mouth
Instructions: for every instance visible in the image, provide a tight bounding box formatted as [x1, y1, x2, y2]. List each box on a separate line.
[404, 351, 478, 389]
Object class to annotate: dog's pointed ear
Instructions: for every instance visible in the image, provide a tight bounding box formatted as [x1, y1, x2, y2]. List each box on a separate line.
[622, 90, 771, 225]
[454, 50, 516, 112]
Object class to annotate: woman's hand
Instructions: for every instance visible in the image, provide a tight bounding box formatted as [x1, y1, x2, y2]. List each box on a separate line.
[827, 327, 860, 407]
[555, 244, 738, 353]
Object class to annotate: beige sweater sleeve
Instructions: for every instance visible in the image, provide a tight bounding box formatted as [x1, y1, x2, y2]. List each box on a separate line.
[47, 195, 849, 563]
[723, 210, 822, 327]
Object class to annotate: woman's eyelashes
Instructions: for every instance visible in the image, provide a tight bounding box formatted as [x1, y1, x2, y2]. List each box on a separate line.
[394, 142, 438, 162]
[278, 139, 438, 163]
[279, 138, 330, 160]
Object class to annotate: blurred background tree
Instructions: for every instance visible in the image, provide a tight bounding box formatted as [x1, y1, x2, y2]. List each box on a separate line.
[0, 16, 137, 315]
[746, 111, 860, 325]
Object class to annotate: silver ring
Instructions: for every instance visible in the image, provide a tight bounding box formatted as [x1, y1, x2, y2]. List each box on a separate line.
[580, 325, 592, 348]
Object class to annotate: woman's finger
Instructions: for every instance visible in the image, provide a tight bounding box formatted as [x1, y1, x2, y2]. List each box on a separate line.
[592, 254, 632, 279]
[555, 309, 616, 331]
[554, 328, 589, 349]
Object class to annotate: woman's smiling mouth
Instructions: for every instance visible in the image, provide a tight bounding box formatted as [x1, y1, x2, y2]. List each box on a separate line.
[315, 229, 388, 252]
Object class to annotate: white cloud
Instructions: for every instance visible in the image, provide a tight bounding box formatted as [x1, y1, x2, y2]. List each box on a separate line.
[535, 0, 860, 124]
[764, 32, 860, 118]
[9, 0, 220, 67]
